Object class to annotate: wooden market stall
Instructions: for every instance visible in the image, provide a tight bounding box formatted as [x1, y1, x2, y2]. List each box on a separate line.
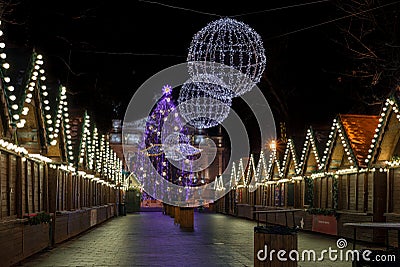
[236, 157, 253, 219]
[315, 114, 382, 240]
[279, 139, 300, 208]
[253, 151, 269, 207]
[368, 97, 400, 247]
[0, 21, 120, 266]
[266, 149, 283, 207]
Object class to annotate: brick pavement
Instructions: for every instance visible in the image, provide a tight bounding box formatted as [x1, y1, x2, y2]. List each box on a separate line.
[16, 212, 389, 267]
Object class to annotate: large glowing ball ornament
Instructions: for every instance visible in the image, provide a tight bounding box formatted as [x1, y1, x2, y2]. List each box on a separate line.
[177, 78, 233, 129]
[187, 17, 266, 97]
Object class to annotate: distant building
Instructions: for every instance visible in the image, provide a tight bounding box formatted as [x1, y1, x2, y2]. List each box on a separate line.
[109, 119, 230, 187]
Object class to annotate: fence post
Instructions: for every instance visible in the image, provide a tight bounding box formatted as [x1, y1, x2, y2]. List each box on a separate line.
[16, 155, 23, 218]
[48, 167, 58, 247]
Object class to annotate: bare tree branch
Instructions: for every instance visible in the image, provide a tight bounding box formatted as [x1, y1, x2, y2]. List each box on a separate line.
[331, 0, 400, 106]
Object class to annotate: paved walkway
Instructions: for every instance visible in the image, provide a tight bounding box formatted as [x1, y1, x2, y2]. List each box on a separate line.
[16, 212, 388, 267]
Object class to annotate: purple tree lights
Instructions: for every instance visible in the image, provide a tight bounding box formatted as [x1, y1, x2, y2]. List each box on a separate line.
[135, 85, 200, 203]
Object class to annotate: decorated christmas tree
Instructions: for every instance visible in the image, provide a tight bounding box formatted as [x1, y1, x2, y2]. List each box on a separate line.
[135, 85, 200, 203]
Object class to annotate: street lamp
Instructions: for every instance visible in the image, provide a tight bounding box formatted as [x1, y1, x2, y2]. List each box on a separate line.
[269, 140, 277, 152]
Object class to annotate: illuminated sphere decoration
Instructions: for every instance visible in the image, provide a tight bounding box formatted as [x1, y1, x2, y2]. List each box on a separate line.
[162, 132, 201, 157]
[187, 17, 267, 97]
[177, 78, 233, 129]
[162, 132, 189, 161]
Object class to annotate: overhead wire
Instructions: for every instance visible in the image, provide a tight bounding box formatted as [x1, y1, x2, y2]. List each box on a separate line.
[91, 0, 400, 57]
[267, 0, 400, 40]
[231, 0, 331, 18]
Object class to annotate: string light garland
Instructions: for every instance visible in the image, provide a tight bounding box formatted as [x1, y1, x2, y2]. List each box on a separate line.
[213, 175, 225, 191]
[0, 22, 48, 128]
[366, 98, 393, 165]
[299, 127, 321, 172]
[0, 21, 25, 124]
[280, 139, 300, 175]
[17, 53, 47, 129]
[236, 158, 246, 188]
[57, 85, 74, 164]
[319, 118, 356, 170]
[78, 112, 91, 165]
[0, 20, 122, 189]
[255, 150, 268, 184]
[187, 17, 266, 97]
[247, 154, 258, 191]
[267, 149, 283, 179]
[223, 98, 400, 191]
[229, 162, 237, 189]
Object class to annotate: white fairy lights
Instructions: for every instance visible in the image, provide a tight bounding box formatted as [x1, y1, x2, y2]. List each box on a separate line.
[213, 175, 225, 191]
[280, 139, 300, 175]
[365, 99, 393, 164]
[299, 128, 321, 171]
[319, 118, 356, 170]
[0, 20, 15, 124]
[0, 21, 122, 188]
[0, 21, 49, 129]
[255, 150, 268, 184]
[245, 155, 256, 186]
[17, 53, 46, 128]
[79, 112, 91, 165]
[236, 158, 246, 188]
[178, 78, 233, 129]
[55, 85, 74, 163]
[267, 148, 283, 179]
[230, 162, 237, 189]
[187, 17, 266, 97]
[0, 139, 28, 155]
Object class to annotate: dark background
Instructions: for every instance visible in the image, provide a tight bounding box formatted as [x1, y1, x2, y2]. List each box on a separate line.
[2, 0, 396, 152]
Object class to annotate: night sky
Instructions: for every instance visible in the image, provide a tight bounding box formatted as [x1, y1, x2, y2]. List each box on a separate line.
[1, 0, 392, 143]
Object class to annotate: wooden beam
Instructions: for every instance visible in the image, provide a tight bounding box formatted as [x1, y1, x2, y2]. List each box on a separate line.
[0, 152, 3, 219]
[355, 173, 359, 210]
[326, 177, 329, 208]
[42, 164, 48, 212]
[7, 153, 11, 216]
[320, 178, 323, 208]
[30, 161, 35, 212]
[24, 160, 28, 214]
[364, 172, 368, 213]
[387, 169, 391, 214]
[38, 163, 42, 211]
[15, 156, 22, 218]
[347, 174, 350, 210]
